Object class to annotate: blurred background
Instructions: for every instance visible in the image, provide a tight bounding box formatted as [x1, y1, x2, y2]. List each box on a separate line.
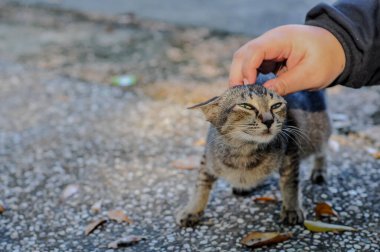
[0, 1, 379, 251]
[16, 0, 335, 35]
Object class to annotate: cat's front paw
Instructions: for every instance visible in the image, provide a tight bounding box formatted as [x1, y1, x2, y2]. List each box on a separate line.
[280, 207, 304, 225]
[176, 208, 203, 227]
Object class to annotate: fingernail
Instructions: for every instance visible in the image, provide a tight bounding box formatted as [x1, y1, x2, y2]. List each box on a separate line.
[243, 78, 249, 85]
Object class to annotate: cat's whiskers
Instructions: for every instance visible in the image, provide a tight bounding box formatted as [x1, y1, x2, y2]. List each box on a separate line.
[285, 125, 310, 140]
[214, 124, 262, 139]
[274, 130, 288, 146]
[214, 123, 260, 132]
[283, 126, 315, 149]
[279, 130, 304, 151]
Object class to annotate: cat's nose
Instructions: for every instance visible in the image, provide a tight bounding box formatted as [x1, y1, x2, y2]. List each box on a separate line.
[261, 112, 274, 128]
[262, 119, 274, 129]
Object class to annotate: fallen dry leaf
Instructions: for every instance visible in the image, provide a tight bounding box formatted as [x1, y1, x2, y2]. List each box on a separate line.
[253, 197, 277, 203]
[372, 151, 380, 159]
[84, 219, 107, 235]
[60, 184, 79, 201]
[304, 220, 357, 233]
[107, 209, 133, 224]
[200, 219, 214, 226]
[315, 202, 339, 219]
[108, 235, 146, 248]
[171, 155, 200, 170]
[241, 231, 292, 248]
[194, 138, 206, 147]
[90, 200, 102, 214]
[0, 204, 5, 214]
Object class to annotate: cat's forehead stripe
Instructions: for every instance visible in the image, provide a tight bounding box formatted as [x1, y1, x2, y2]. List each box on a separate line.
[249, 91, 253, 99]
[230, 84, 280, 101]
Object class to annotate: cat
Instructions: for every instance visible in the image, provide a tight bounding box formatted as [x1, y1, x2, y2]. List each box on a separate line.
[176, 74, 331, 226]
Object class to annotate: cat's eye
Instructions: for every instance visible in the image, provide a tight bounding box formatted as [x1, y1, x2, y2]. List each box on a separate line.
[238, 103, 256, 111]
[271, 102, 283, 110]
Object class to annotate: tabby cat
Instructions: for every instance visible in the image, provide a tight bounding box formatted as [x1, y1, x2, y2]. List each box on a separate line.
[176, 74, 331, 226]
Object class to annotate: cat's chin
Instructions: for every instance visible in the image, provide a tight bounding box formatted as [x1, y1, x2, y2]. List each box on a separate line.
[234, 132, 276, 144]
[253, 134, 276, 144]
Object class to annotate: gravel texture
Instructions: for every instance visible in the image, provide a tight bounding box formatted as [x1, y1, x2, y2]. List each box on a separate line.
[0, 3, 379, 252]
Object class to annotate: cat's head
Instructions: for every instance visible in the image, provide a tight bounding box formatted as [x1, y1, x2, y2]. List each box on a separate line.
[189, 84, 287, 144]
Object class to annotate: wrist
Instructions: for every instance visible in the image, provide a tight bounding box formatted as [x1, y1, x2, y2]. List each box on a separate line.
[305, 21, 349, 87]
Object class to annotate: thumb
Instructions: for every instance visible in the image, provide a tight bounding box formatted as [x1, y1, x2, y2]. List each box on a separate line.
[263, 65, 311, 96]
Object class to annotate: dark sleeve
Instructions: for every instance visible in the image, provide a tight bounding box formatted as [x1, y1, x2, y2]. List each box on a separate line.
[305, 0, 380, 88]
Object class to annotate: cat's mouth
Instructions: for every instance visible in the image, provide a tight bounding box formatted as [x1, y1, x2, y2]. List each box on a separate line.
[251, 128, 278, 143]
[238, 129, 277, 144]
[262, 129, 272, 135]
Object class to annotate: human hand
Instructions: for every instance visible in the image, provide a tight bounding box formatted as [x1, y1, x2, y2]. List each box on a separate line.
[229, 25, 346, 95]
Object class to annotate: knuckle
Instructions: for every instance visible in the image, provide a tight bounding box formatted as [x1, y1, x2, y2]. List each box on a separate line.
[233, 50, 244, 60]
[247, 41, 264, 52]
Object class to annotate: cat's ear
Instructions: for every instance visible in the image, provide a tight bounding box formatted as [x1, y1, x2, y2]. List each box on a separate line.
[188, 96, 221, 123]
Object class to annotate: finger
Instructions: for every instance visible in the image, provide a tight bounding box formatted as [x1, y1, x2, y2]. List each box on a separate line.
[230, 29, 291, 86]
[229, 51, 244, 87]
[241, 45, 267, 84]
[231, 41, 269, 86]
[242, 59, 258, 84]
[263, 64, 311, 96]
[242, 41, 289, 84]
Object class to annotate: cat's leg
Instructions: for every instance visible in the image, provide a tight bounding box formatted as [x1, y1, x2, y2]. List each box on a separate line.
[310, 150, 327, 184]
[279, 155, 304, 224]
[176, 162, 217, 227]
